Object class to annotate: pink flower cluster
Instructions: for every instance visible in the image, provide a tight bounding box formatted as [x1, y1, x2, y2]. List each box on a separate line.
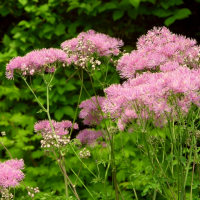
[34, 120, 79, 136]
[61, 30, 123, 69]
[117, 27, 200, 79]
[61, 30, 123, 57]
[0, 159, 25, 188]
[6, 48, 67, 79]
[78, 28, 200, 130]
[76, 129, 104, 146]
[103, 66, 200, 130]
[79, 96, 106, 126]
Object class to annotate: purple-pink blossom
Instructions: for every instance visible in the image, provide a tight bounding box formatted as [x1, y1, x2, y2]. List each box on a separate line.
[0, 159, 25, 188]
[76, 129, 104, 146]
[103, 66, 200, 130]
[79, 96, 106, 126]
[34, 120, 78, 136]
[61, 30, 123, 57]
[117, 27, 200, 79]
[6, 48, 67, 79]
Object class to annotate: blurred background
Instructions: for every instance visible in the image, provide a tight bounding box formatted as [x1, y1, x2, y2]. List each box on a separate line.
[0, 0, 200, 199]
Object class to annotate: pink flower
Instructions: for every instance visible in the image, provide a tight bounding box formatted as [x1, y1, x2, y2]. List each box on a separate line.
[6, 48, 67, 79]
[0, 159, 25, 188]
[76, 129, 104, 146]
[34, 120, 78, 136]
[117, 27, 200, 79]
[79, 96, 106, 126]
[103, 67, 200, 130]
[61, 30, 123, 57]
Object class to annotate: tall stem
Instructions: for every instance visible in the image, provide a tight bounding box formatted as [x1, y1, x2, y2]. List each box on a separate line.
[46, 85, 69, 198]
[62, 157, 69, 198]
[22, 77, 46, 112]
[88, 75, 119, 200]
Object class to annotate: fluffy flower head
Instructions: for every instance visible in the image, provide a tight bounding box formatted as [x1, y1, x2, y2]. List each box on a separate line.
[0, 159, 25, 188]
[6, 48, 67, 79]
[34, 120, 78, 136]
[79, 96, 106, 126]
[117, 27, 200, 79]
[76, 129, 104, 146]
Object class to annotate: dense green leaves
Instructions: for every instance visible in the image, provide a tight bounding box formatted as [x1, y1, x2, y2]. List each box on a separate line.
[165, 8, 192, 26]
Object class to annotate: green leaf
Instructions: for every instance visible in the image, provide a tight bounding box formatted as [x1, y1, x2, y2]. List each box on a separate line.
[46, 16, 56, 24]
[160, 0, 183, 9]
[18, 20, 31, 28]
[24, 5, 36, 12]
[68, 24, 77, 35]
[0, 7, 10, 16]
[129, 0, 140, 8]
[65, 82, 76, 91]
[22, 146, 35, 151]
[117, 170, 126, 182]
[98, 2, 117, 12]
[55, 23, 66, 36]
[18, 0, 28, 6]
[66, 1, 80, 12]
[152, 8, 173, 18]
[3, 34, 11, 46]
[127, 9, 138, 19]
[113, 10, 124, 21]
[57, 86, 66, 95]
[38, 4, 49, 12]
[54, 109, 64, 121]
[43, 24, 54, 33]
[164, 16, 176, 26]
[164, 8, 191, 26]
[174, 8, 191, 20]
[63, 106, 75, 118]
[32, 150, 44, 159]
[140, 0, 155, 3]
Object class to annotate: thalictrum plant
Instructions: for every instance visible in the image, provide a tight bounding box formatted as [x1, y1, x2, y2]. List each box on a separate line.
[1, 27, 200, 200]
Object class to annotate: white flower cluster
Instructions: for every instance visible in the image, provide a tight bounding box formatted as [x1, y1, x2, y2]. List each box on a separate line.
[27, 186, 40, 198]
[64, 37, 101, 70]
[41, 133, 70, 148]
[78, 148, 91, 159]
[0, 188, 13, 200]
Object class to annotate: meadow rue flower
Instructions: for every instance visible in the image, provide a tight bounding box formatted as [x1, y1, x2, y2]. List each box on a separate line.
[117, 26, 200, 79]
[6, 48, 68, 79]
[34, 120, 79, 148]
[79, 96, 106, 126]
[103, 67, 200, 130]
[76, 129, 104, 146]
[61, 30, 123, 69]
[78, 148, 91, 159]
[0, 159, 25, 188]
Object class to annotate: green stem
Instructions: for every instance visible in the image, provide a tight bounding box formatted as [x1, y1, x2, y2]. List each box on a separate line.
[74, 163, 83, 186]
[66, 68, 80, 83]
[133, 188, 138, 200]
[153, 190, 157, 200]
[22, 77, 47, 112]
[62, 157, 69, 198]
[69, 69, 83, 137]
[182, 135, 195, 198]
[0, 141, 13, 159]
[51, 150, 80, 199]
[143, 131, 173, 200]
[65, 161, 94, 198]
[69, 143, 97, 178]
[88, 75, 119, 200]
[190, 150, 195, 200]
